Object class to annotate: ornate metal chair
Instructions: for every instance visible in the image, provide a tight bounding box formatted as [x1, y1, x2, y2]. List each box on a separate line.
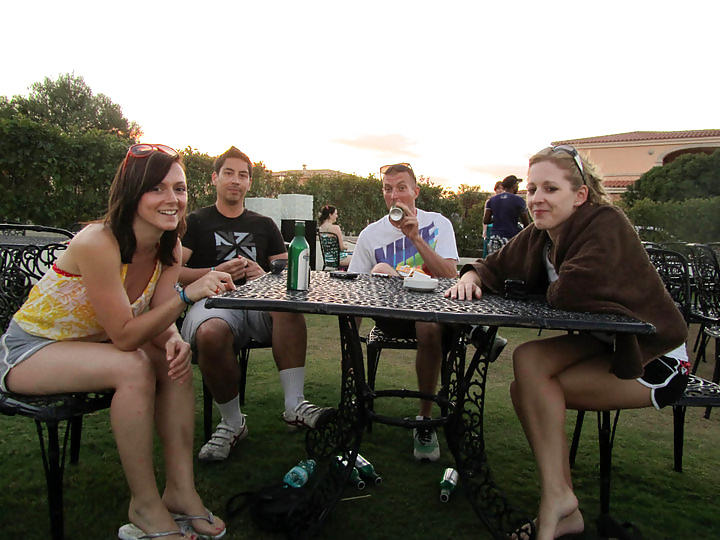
[568, 247, 720, 538]
[198, 338, 271, 441]
[0, 240, 114, 540]
[318, 231, 347, 270]
[363, 325, 419, 431]
[681, 243, 720, 418]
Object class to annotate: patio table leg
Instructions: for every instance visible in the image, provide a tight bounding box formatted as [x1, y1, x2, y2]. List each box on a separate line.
[289, 315, 365, 540]
[444, 325, 535, 540]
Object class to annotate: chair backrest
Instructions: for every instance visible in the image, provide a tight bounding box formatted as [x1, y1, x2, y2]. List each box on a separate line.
[707, 242, 720, 267]
[0, 242, 70, 332]
[318, 231, 342, 270]
[645, 247, 692, 325]
[684, 243, 720, 322]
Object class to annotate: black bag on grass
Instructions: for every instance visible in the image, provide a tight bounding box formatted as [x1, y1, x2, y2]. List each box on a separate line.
[226, 482, 313, 539]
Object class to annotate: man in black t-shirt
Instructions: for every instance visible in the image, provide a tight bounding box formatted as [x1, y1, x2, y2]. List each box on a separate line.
[180, 146, 334, 462]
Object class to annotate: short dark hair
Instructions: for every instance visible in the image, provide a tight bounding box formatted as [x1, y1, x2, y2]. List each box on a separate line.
[381, 163, 416, 183]
[214, 146, 252, 177]
[106, 150, 185, 266]
[501, 175, 519, 190]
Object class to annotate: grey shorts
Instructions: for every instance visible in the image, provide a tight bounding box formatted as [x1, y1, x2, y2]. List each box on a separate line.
[0, 320, 57, 392]
[180, 298, 273, 353]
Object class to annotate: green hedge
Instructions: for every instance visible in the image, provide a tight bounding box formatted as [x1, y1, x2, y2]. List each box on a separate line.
[623, 197, 720, 243]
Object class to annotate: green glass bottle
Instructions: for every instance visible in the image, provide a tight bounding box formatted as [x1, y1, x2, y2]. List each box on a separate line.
[439, 467, 459, 502]
[287, 220, 310, 291]
[355, 453, 382, 485]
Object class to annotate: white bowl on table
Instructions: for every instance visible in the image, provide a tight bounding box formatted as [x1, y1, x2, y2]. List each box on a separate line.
[403, 273, 439, 292]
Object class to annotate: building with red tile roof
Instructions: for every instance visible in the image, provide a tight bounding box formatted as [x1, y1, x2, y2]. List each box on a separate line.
[552, 130, 720, 200]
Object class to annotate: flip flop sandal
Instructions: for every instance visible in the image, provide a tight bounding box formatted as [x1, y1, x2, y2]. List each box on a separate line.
[118, 523, 193, 539]
[507, 521, 534, 540]
[172, 510, 227, 539]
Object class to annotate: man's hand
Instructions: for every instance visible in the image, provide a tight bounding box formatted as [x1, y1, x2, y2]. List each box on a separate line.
[216, 256, 261, 282]
[390, 201, 420, 241]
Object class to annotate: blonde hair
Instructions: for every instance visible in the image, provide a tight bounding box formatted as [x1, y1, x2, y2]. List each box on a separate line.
[529, 146, 611, 205]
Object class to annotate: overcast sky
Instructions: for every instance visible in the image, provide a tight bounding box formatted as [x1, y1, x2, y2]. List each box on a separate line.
[2, 0, 718, 192]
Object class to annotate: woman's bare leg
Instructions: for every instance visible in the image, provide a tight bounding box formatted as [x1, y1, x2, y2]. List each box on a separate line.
[511, 333, 653, 539]
[146, 342, 226, 537]
[511, 334, 602, 540]
[7, 341, 185, 537]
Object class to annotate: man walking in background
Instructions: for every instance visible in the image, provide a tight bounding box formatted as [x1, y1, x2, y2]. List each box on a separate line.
[484, 175, 531, 255]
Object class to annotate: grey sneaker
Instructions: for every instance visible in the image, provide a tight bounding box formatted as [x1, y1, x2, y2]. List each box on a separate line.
[489, 335, 508, 362]
[198, 418, 248, 462]
[413, 415, 440, 461]
[282, 400, 336, 431]
[471, 325, 508, 362]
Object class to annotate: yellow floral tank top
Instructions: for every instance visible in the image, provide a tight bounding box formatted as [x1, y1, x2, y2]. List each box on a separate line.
[13, 260, 162, 340]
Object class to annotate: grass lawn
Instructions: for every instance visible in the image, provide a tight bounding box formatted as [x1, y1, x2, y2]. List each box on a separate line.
[1, 316, 718, 539]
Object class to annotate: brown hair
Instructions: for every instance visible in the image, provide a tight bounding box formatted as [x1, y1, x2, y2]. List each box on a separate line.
[106, 150, 186, 265]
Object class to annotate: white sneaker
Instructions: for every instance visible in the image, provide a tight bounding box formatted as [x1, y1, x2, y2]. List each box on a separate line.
[413, 416, 440, 461]
[198, 418, 248, 462]
[282, 400, 336, 431]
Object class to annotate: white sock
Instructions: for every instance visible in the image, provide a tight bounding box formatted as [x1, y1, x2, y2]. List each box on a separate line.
[279, 367, 305, 412]
[216, 395, 244, 428]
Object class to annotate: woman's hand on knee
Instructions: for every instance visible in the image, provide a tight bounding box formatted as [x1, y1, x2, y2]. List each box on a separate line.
[165, 334, 193, 383]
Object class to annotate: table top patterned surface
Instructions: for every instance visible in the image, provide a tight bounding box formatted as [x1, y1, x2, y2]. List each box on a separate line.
[207, 271, 655, 334]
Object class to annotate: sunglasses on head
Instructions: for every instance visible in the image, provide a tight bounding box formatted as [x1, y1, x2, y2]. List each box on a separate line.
[380, 162, 413, 175]
[551, 145, 586, 185]
[121, 143, 179, 175]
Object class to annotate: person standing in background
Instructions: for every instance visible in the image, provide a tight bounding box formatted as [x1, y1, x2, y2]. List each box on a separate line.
[484, 175, 531, 255]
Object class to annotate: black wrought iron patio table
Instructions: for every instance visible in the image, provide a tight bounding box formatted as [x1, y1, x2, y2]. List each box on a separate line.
[207, 271, 654, 540]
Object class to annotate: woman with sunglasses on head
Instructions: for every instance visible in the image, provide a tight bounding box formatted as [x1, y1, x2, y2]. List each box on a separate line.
[446, 146, 689, 540]
[0, 144, 232, 539]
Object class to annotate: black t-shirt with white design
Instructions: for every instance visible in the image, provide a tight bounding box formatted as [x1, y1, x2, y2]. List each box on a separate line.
[183, 205, 286, 272]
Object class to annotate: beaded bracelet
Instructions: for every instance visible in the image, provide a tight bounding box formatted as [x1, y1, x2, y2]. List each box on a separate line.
[178, 288, 195, 305]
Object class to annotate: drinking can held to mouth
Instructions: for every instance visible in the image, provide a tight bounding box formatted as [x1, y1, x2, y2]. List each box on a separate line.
[389, 206, 404, 222]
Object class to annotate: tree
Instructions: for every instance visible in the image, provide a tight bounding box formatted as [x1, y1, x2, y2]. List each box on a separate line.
[622, 150, 720, 207]
[0, 73, 141, 138]
[0, 73, 139, 226]
[0, 117, 128, 226]
[182, 147, 215, 211]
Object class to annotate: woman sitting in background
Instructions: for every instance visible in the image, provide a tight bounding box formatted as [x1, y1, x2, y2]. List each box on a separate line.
[446, 145, 689, 540]
[0, 144, 232, 539]
[318, 204, 352, 267]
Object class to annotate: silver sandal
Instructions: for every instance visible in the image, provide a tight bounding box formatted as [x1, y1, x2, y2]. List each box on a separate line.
[118, 523, 190, 539]
[173, 510, 227, 539]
